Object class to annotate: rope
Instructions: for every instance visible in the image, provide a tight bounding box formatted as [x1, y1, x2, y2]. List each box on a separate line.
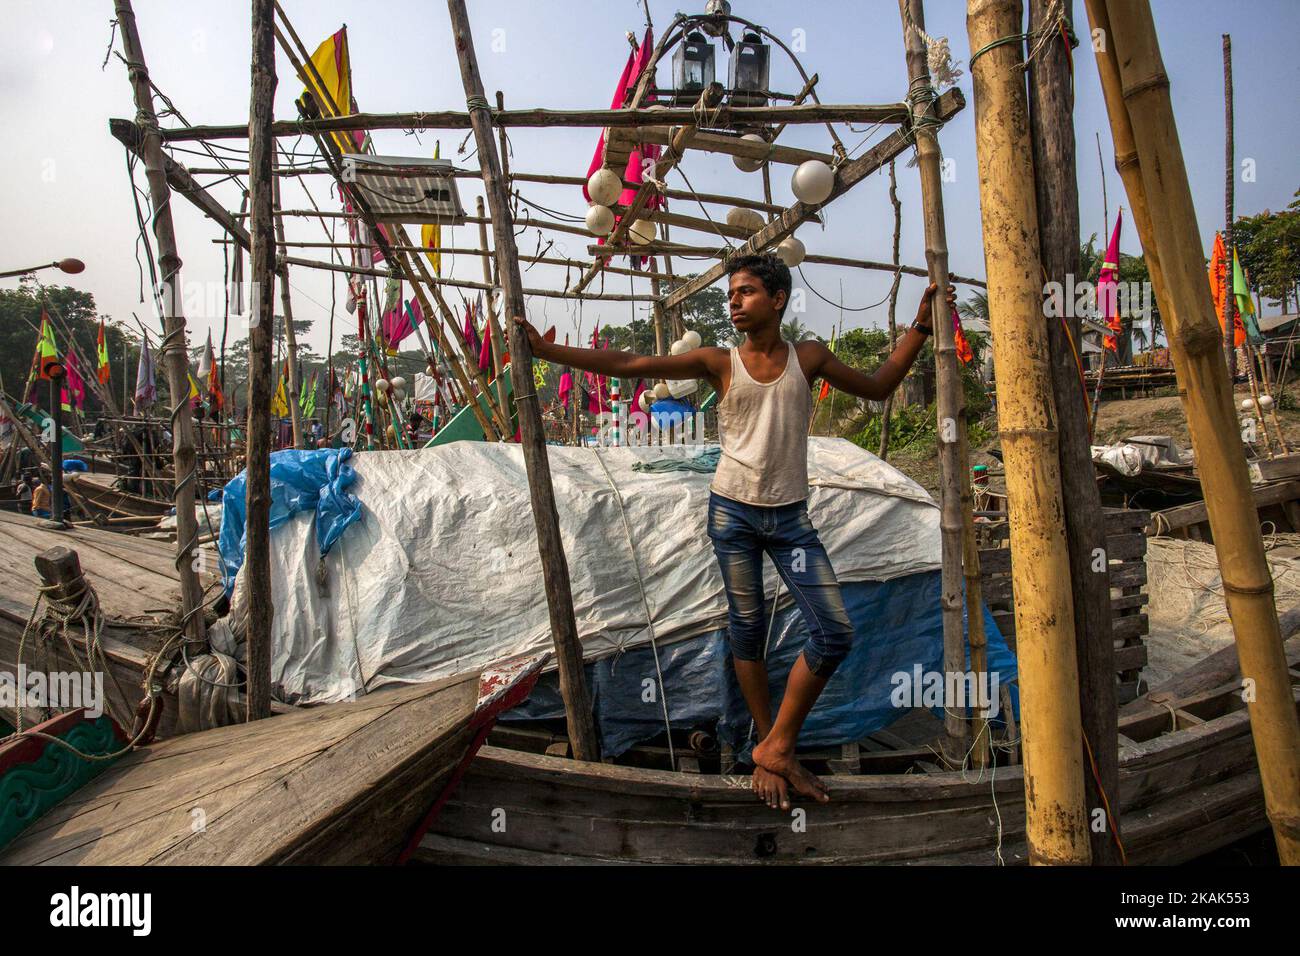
[3, 581, 179, 763]
[592, 448, 676, 770]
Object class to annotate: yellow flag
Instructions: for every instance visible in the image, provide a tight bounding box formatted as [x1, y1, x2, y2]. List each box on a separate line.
[270, 374, 289, 417]
[421, 142, 442, 275]
[298, 27, 353, 154]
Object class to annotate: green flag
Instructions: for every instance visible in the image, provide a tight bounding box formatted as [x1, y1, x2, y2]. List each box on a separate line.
[1233, 247, 1263, 344]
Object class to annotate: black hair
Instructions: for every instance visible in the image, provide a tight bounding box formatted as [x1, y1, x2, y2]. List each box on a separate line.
[725, 254, 792, 318]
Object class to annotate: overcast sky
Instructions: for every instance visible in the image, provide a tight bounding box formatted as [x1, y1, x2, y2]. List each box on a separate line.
[2, 0, 1297, 358]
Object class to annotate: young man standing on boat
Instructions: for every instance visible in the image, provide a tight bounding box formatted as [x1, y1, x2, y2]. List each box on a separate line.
[516, 254, 952, 811]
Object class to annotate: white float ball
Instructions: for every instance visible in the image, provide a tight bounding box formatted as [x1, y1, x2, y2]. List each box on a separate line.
[726, 207, 765, 232]
[775, 235, 806, 267]
[653, 382, 671, 400]
[638, 391, 652, 412]
[733, 133, 767, 172]
[1259, 395, 1275, 411]
[375, 378, 390, 393]
[668, 378, 697, 399]
[670, 339, 688, 355]
[629, 218, 656, 245]
[1241, 397, 1256, 411]
[391, 376, 407, 390]
[682, 330, 702, 349]
[585, 204, 615, 237]
[791, 159, 835, 205]
[587, 168, 623, 207]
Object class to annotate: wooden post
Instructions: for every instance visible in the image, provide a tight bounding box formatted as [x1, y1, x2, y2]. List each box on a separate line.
[273, 153, 305, 448]
[243, 0, 277, 721]
[1026, 0, 1119, 863]
[475, 195, 510, 425]
[447, 0, 599, 760]
[1097, 0, 1300, 864]
[900, 0, 967, 764]
[48, 375, 65, 525]
[967, 0, 1090, 864]
[878, 159, 902, 460]
[648, 259, 668, 356]
[1222, 35, 1237, 378]
[113, 0, 208, 652]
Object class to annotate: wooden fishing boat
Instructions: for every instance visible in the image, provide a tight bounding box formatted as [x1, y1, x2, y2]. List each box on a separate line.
[63, 472, 173, 522]
[414, 512, 1295, 865]
[416, 645, 1298, 866]
[0, 654, 545, 865]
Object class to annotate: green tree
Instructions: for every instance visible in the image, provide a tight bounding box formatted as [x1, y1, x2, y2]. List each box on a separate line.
[1234, 191, 1300, 311]
[0, 282, 133, 413]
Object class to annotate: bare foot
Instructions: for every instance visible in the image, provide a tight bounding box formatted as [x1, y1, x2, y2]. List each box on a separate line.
[752, 738, 830, 803]
[752, 766, 791, 811]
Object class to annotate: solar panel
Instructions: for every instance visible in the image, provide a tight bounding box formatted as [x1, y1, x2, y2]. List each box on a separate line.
[341, 155, 467, 225]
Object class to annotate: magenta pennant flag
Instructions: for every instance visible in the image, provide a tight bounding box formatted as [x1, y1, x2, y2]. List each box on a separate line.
[558, 370, 573, 409]
[64, 351, 86, 410]
[1098, 209, 1124, 352]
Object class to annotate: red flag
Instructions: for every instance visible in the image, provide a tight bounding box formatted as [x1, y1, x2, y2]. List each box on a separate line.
[952, 307, 974, 365]
[1208, 231, 1246, 348]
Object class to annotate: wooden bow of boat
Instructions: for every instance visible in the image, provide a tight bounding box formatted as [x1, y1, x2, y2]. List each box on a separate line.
[0, 655, 546, 866]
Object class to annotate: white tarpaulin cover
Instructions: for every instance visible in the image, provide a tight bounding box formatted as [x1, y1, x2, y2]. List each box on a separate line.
[230, 437, 940, 704]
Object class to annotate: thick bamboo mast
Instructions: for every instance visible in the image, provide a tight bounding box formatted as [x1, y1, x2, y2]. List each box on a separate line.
[243, 0, 277, 720]
[1026, 0, 1118, 862]
[446, 0, 599, 760]
[112, 0, 208, 653]
[967, 0, 1090, 864]
[1099, 0, 1300, 864]
[900, 0, 968, 764]
[1222, 35, 1237, 377]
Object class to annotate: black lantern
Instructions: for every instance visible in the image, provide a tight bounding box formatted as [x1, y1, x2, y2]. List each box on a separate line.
[728, 31, 770, 107]
[673, 31, 715, 105]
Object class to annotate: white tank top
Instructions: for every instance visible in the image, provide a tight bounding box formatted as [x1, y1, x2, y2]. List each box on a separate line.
[710, 341, 813, 507]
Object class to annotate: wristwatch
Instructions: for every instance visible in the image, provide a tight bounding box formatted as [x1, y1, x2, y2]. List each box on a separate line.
[910, 319, 933, 337]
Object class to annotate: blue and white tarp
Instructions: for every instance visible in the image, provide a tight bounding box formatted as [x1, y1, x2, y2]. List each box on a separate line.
[218, 448, 362, 592]
[507, 573, 1018, 757]
[228, 438, 953, 706]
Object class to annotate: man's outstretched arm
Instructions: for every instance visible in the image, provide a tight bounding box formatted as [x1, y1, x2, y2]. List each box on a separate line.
[808, 283, 956, 401]
[514, 316, 726, 383]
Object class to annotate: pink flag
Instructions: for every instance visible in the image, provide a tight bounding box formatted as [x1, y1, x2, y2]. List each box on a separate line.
[462, 300, 482, 357]
[1098, 210, 1123, 352]
[62, 351, 86, 411]
[558, 370, 573, 409]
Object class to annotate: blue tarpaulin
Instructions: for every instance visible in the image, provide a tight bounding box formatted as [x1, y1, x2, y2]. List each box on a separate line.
[505, 571, 1019, 758]
[217, 448, 362, 592]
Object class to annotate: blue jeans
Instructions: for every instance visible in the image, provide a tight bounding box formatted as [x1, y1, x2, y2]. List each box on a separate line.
[706, 491, 854, 678]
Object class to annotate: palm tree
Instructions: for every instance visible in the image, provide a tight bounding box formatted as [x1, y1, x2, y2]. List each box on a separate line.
[958, 291, 989, 322]
[781, 317, 814, 342]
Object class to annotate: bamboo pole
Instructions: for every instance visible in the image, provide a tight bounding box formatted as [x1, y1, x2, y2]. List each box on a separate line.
[112, 0, 208, 654]
[901, 0, 971, 765]
[1027, 0, 1119, 862]
[968, 0, 1090, 864]
[447, 0, 599, 761]
[476, 195, 511, 430]
[1222, 35, 1237, 378]
[272, 154, 304, 449]
[153, 102, 922, 143]
[241, 0, 277, 720]
[878, 160, 902, 461]
[1099, 0, 1300, 863]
